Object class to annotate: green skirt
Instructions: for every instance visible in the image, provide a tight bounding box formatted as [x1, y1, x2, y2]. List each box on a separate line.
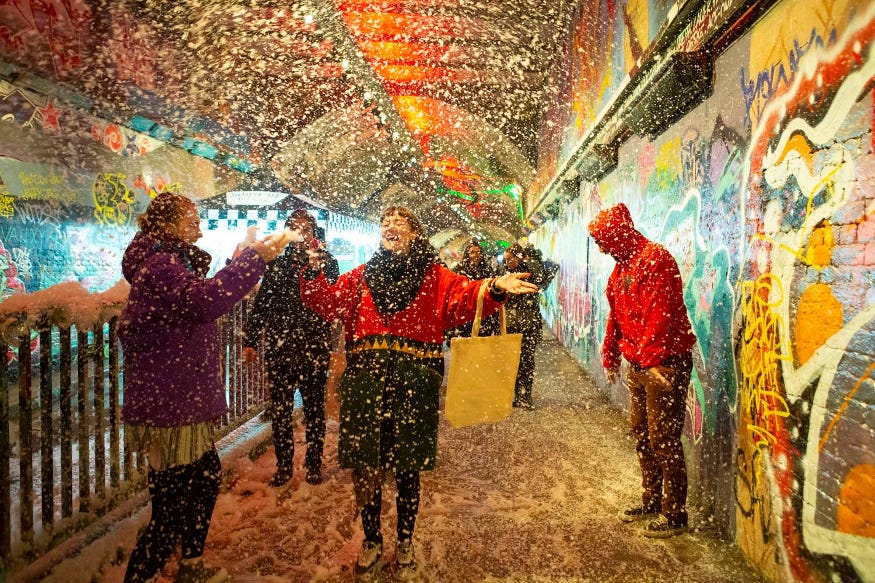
[339, 338, 443, 472]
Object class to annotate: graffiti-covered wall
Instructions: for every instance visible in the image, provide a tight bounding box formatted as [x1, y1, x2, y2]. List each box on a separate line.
[0, 81, 229, 298]
[531, 0, 875, 580]
[531, 0, 677, 204]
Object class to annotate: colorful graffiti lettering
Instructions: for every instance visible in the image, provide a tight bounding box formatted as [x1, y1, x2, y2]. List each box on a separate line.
[133, 173, 180, 199]
[0, 173, 13, 219]
[107, 12, 158, 89]
[0, 237, 25, 299]
[737, 3, 875, 579]
[92, 173, 134, 226]
[740, 26, 837, 126]
[18, 171, 78, 204]
[738, 274, 791, 449]
[90, 122, 159, 157]
[0, 0, 90, 77]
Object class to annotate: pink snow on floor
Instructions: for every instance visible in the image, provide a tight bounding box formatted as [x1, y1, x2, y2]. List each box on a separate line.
[38, 334, 762, 582]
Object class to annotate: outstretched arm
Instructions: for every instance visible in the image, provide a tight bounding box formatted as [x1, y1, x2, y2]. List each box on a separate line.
[492, 271, 538, 294]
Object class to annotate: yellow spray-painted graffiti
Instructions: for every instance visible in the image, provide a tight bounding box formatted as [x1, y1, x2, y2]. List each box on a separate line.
[739, 273, 792, 449]
[93, 173, 135, 226]
[0, 193, 13, 219]
[18, 172, 78, 204]
[0, 172, 14, 219]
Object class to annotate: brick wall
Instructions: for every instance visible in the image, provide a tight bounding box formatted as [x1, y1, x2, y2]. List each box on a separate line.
[531, 0, 875, 580]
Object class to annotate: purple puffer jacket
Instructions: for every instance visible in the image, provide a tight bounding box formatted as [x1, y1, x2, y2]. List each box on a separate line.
[119, 232, 266, 427]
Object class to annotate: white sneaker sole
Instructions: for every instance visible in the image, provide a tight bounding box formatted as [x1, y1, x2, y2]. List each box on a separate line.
[617, 510, 659, 523]
[354, 557, 385, 581]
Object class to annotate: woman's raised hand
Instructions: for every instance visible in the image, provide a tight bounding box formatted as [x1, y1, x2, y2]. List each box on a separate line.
[250, 230, 296, 262]
[493, 272, 539, 294]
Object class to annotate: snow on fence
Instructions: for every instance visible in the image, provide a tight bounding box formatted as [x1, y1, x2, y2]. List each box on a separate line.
[0, 281, 268, 568]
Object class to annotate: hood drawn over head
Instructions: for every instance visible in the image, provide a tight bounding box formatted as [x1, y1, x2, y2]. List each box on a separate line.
[587, 203, 643, 262]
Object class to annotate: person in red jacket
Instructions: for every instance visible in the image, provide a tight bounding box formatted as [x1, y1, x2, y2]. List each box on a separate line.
[588, 202, 696, 538]
[300, 206, 536, 577]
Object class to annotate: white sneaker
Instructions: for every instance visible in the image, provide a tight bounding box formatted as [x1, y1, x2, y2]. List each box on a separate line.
[642, 514, 688, 538]
[355, 540, 383, 576]
[175, 558, 228, 583]
[396, 539, 415, 568]
[395, 539, 417, 580]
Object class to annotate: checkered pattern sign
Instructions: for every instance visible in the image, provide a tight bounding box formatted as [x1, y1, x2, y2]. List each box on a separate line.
[199, 208, 379, 240]
[200, 208, 289, 232]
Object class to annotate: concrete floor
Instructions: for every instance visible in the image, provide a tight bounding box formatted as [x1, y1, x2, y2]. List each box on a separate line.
[37, 330, 764, 583]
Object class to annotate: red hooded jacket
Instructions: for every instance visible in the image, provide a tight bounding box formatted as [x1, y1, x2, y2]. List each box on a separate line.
[588, 203, 696, 370]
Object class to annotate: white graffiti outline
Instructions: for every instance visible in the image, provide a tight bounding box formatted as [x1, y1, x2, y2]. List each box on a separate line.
[738, 3, 875, 578]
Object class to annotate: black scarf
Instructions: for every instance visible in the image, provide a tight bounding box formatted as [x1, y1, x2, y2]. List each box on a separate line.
[364, 238, 440, 318]
[155, 236, 212, 277]
[281, 244, 309, 268]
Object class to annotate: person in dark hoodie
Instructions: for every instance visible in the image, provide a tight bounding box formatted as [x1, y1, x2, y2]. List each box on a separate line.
[243, 209, 339, 487]
[587, 202, 696, 538]
[119, 192, 292, 583]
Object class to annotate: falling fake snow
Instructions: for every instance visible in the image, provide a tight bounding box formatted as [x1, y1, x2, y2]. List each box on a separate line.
[39, 332, 761, 582]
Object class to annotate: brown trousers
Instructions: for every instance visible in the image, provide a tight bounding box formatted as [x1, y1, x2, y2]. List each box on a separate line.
[626, 351, 692, 523]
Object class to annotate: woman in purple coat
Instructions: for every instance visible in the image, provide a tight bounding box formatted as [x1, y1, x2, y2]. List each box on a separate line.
[119, 192, 292, 583]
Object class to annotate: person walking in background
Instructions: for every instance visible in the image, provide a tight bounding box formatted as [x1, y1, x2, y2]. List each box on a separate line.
[120, 192, 292, 583]
[448, 239, 499, 339]
[587, 202, 696, 538]
[502, 243, 556, 410]
[243, 209, 339, 487]
[300, 206, 537, 578]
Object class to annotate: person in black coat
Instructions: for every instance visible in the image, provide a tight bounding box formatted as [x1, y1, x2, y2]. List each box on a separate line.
[449, 239, 500, 338]
[502, 243, 557, 410]
[243, 209, 339, 486]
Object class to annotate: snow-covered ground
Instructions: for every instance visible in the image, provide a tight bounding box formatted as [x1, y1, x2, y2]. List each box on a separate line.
[33, 332, 761, 582]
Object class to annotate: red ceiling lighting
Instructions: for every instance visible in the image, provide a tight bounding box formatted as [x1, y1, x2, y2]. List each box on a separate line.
[358, 40, 465, 65]
[341, 11, 487, 40]
[393, 95, 461, 137]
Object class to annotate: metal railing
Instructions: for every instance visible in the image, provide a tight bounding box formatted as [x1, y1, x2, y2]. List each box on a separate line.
[0, 298, 267, 569]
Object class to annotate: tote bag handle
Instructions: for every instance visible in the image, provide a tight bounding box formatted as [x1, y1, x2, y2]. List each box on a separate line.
[471, 278, 506, 337]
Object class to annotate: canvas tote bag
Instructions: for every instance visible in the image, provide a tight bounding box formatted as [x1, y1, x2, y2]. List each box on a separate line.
[445, 281, 522, 428]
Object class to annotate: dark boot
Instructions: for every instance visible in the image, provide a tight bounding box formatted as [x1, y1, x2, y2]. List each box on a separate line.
[269, 465, 293, 487]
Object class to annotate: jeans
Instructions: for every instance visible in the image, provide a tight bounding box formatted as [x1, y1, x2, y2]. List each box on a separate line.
[514, 332, 541, 406]
[627, 352, 692, 524]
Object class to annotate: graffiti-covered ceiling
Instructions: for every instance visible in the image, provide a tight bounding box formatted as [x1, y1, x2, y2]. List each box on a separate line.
[0, 0, 577, 243]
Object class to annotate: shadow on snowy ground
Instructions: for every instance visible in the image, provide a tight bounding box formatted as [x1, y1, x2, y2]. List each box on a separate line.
[38, 329, 762, 583]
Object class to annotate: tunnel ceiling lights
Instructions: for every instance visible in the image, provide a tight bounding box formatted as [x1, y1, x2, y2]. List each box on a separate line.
[436, 182, 524, 221]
